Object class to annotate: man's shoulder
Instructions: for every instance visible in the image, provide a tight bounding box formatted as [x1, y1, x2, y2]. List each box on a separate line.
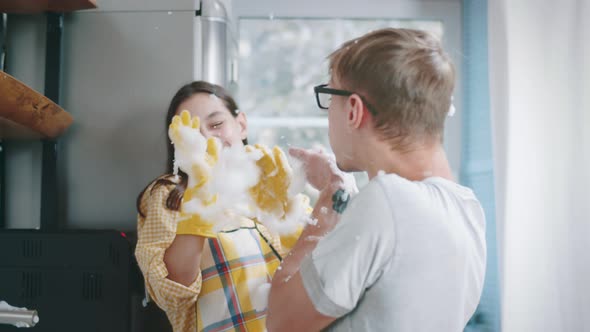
[340, 177, 396, 230]
[371, 173, 479, 204]
[343, 173, 414, 217]
[362, 173, 418, 202]
[349, 176, 390, 206]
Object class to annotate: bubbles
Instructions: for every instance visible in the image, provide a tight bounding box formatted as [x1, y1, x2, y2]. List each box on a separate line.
[167, 11, 173, 15]
[251, 283, 271, 312]
[447, 95, 456, 117]
[447, 104, 456, 117]
[268, 12, 275, 20]
[341, 171, 359, 194]
[172, 120, 311, 235]
[239, 40, 252, 57]
[305, 235, 323, 242]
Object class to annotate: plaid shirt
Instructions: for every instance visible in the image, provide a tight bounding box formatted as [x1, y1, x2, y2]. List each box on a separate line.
[135, 176, 300, 332]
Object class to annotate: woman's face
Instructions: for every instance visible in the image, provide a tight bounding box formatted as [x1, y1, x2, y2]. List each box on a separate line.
[176, 93, 247, 147]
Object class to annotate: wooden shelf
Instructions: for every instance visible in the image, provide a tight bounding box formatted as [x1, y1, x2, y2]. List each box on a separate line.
[0, 72, 73, 139]
[0, 0, 97, 13]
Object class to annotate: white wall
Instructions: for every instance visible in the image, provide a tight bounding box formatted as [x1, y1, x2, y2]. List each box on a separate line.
[59, 10, 196, 229]
[489, 1, 590, 330]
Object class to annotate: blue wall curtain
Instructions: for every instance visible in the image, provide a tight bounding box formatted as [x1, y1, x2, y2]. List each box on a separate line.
[461, 0, 501, 331]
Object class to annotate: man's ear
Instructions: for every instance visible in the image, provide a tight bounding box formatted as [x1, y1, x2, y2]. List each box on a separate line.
[347, 94, 367, 129]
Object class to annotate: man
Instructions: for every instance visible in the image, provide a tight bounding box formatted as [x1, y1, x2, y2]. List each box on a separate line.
[266, 28, 486, 331]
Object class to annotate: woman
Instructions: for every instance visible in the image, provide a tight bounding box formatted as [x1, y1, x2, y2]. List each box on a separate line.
[135, 81, 300, 332]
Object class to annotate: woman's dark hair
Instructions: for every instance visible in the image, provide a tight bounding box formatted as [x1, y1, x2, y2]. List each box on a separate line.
[137, 81, 246, 217]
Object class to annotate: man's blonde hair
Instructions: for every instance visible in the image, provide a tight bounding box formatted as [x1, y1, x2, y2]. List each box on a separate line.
[329, 28, 455, 150]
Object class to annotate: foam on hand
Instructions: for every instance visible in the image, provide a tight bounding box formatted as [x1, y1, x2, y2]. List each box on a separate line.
[169, 110, 311, 234]
[251, 283, 271, 312]
[168, 110, 215, 190]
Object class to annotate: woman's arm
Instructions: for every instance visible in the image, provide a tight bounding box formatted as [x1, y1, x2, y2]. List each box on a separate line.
[164, 235, 206, 286]
[135, 183, 204, 312]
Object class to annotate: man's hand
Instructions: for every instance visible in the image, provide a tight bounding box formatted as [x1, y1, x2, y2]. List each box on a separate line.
[288, 147, 345, 190]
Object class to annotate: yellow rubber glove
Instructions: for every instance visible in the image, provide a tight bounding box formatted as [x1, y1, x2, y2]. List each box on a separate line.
[168, 110, 220, 238]
[169, 110, 219, 188]
[247, 144, 292, 219]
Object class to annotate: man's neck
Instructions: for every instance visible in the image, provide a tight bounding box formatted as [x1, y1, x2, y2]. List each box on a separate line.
[363, 139, 453, 181]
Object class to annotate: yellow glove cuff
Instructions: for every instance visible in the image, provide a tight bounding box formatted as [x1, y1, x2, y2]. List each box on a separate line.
[176, 214, 217, 238]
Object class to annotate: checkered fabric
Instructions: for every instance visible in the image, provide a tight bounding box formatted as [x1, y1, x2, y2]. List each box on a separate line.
[135, 176, 299, 332]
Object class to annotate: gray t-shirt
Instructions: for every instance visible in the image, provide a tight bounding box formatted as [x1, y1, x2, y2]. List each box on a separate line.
[300, 174, 486, 331]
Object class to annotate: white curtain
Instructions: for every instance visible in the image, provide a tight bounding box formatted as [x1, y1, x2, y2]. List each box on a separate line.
[489, 0, 590, 331]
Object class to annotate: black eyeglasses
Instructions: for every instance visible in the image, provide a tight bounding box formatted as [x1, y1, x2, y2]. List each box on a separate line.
[313, 84, 377, 115]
